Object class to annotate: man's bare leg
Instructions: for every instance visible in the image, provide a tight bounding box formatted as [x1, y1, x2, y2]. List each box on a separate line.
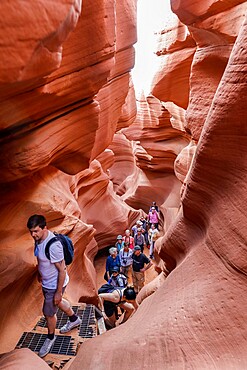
[58, 298, 74, 316]
[46, 314, 57, 334]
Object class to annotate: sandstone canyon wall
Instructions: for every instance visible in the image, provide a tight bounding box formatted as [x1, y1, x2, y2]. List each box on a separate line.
[0, 0, 140, 354]
[0, 0, 180, 359]
[69, 1, 247, 370]
[0, 0, 247, 369]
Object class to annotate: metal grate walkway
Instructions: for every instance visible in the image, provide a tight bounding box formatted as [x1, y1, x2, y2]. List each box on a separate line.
[15, 304, 100, 368]
[35, 305, 96, 338]
[16, 332, 76, 356]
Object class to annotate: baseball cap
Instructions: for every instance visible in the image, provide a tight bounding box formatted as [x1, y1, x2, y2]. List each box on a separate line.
[134, 246, 141, 251]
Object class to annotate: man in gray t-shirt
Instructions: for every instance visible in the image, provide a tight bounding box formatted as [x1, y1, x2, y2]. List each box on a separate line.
[27, 214, 81, 358]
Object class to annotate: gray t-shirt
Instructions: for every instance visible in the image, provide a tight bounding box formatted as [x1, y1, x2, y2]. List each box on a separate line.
[35, 230, 69, 289]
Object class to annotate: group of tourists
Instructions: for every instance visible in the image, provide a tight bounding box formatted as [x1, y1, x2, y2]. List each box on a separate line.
[26, 202, 161, 357]
[98, 202, 161, 326]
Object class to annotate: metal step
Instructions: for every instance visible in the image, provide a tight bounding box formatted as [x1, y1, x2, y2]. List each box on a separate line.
[15, 303, 104, 368]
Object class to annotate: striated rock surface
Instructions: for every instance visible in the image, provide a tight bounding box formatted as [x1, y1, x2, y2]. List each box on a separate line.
[151, 17, 196, 109]
[1, 0, 247, 369]
[69, 2, 247, 370]
[185, 1, 247, 141]
[0, 0, 139, 354]
[118, 94, 188, 223]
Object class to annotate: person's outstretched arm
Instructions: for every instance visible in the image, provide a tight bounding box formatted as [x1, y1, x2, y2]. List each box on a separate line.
[54, 260, 66, 305]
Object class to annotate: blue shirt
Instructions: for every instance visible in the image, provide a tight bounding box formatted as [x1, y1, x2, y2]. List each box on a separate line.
[106, 255, 121, 272]
[115, 241, 124, 253]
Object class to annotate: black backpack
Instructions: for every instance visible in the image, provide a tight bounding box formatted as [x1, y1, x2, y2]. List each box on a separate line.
[98, 283, 114, 294]
[45, 232, 74, 265]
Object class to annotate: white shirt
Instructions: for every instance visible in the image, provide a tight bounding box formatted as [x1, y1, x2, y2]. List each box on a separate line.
[35, 231, 69, 289]
[119, 248, 133, 266]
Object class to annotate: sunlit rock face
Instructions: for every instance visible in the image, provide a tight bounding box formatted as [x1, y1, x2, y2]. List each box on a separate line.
[118, 94, 188, 221]
[1, 0, 247, 369]
[70, 2, 247, 370]
[151, 17, 196, 110]
[0, 0, 138, 354]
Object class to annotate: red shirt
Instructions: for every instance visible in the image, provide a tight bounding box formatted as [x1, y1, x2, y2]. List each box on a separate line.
[123, 235, 134, 249]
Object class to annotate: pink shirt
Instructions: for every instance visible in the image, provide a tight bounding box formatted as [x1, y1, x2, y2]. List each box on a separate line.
[148, 211, 159, 224]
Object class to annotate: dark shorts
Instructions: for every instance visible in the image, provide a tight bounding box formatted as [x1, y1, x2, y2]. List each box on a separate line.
[104, 301, 117, 317]
[42, 286, 66, 317]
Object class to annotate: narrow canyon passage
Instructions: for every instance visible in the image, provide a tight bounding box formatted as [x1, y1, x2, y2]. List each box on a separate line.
[94, 246, 159, 290]
[0, 0, 247, 369]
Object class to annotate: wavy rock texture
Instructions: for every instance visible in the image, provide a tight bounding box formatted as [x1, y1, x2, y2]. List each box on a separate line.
[118, 94, 188, 218]
[151, 17, 196, 109]
[0, 0, 139, 354]
[70, 1, 247, 370]
[1, 0, 247, 369]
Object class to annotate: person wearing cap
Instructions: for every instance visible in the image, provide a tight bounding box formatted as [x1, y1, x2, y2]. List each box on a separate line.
[132, 246, 152, 293]
[149, 201, 159, 213]
[108, 266, 127, 288]
[134, 227, 146, 253]
[147, 206, 159, 229]
[131, 220, 143, 237]
[115, 235, 124, 253]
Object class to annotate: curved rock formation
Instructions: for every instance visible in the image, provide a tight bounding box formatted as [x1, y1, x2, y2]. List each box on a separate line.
[1, 0, 247, 369]
[151, 17, 196, 109]
[69, 2, 247, 370]
[0, 0, 139, 354]
[0, 348, 49, 370]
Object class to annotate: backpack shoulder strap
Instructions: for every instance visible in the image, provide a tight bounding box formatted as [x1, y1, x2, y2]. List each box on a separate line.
[45, 236, 58, 260]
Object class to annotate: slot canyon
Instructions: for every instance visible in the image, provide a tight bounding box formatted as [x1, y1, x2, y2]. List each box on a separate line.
[0, 0, 247, 369]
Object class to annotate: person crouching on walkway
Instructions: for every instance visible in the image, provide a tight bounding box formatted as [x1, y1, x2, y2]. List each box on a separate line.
[27, 214, 81, 358]
[132, 246, 152, 294]
[98, 286, 138, 327]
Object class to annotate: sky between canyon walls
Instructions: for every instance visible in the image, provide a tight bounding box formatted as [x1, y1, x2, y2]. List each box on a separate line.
[132, 0, 174, 95]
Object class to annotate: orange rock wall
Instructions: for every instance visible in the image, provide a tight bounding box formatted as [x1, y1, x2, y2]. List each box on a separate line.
[1, 1, 247, 369]
[0, 0, 139, 354]
[70, 1, 247, 369]
[1, 0, 182, 357]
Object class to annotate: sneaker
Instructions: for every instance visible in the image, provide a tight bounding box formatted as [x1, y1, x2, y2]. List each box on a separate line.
[59, 317, 82, 334]
[38, 336, 56, 358]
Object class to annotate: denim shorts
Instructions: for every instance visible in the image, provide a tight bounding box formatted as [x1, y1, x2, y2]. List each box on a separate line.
[42, 286, 66, 317]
